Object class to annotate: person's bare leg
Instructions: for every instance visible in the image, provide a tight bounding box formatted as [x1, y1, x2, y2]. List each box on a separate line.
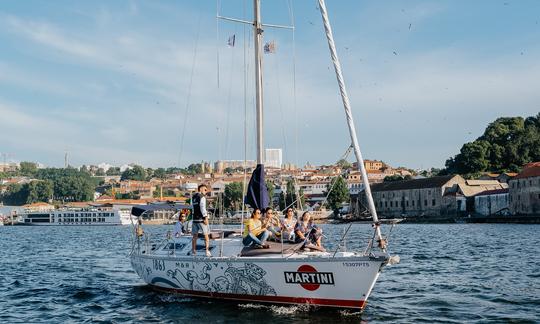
[204, 234, 209, 251]
[192, 234, 197, 254]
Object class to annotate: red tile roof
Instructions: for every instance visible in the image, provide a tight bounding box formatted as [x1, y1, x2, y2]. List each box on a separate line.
[513, 162, 540, 179]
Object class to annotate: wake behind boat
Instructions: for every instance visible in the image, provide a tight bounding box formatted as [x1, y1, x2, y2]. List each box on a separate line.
[130, 0, 400, 310]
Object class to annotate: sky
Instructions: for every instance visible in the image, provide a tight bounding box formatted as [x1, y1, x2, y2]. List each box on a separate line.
[0, 0, 539, 170]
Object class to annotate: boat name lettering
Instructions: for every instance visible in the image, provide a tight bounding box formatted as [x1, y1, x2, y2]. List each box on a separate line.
[153, 259, 166, 271]
[342, 262, 370, 267]
[284, 271, 335, 285]
[175, 262, 190, 269]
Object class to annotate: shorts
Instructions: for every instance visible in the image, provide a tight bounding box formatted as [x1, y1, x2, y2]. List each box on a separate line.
[192, 221, 209, 235]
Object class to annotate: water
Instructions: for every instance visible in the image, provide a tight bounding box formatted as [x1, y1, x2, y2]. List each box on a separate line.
[0, 224, 538, 323]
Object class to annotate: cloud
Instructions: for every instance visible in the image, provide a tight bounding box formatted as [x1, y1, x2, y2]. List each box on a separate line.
[0, 2, 539, 170]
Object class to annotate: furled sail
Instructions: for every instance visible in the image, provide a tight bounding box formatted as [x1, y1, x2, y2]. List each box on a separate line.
[244, 164, 269, 210]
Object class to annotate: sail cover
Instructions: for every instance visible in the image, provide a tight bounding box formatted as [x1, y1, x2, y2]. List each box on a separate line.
[131, 203, 192, 217]
[244, 164, 269, 210]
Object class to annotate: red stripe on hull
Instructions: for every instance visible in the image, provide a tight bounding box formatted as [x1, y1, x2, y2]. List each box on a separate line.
[151, 285, 366, 309]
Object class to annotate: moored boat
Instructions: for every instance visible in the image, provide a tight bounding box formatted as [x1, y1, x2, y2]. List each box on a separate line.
[17, 207, 135, 226]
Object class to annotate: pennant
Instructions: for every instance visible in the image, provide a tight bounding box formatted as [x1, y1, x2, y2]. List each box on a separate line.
[227, 34, 236, 47]
[264, 40, 276, 54]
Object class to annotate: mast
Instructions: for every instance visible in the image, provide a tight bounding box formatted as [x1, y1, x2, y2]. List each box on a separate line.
[317, 0, 383, 242]
[254, 0, 264, 164]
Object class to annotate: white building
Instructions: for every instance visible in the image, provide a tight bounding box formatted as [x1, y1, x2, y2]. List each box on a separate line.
[98, 163, 113, 172]
[265, 148, 282, 169]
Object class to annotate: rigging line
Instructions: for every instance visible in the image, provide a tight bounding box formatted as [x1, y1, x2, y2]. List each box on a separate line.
[285, 0, 301, 209]
[241, 0, 248, 233]
[272, 43, 289, 163]
[216, 0, 221, 88]
[287, 0, 299, 169]
[224, 24, 238, 160]
[178, 11, 203, 168]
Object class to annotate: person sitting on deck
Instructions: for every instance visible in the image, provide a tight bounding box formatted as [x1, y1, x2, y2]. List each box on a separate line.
[242, 208, 270, 249]
[261, 206, 281, 241]
[173, 210, 188, 237]
[280, 207, 296, 242]
[294, 211, 324, 250]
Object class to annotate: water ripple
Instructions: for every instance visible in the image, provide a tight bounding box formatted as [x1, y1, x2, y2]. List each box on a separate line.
[0, 224, 538, 323]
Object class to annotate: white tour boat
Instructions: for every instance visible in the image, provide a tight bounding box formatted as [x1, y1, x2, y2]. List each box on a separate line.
[18, 207, 135, 226]
[130, 0, 399, 310]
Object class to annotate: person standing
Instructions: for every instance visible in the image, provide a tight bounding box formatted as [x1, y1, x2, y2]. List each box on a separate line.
[191, 184, 211, 257]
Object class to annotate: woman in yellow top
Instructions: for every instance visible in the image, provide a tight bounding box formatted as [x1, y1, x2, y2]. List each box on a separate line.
[242, 208, 270, 248]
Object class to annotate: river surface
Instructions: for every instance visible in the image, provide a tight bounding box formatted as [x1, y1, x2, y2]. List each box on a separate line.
[0, 224, 538, 323]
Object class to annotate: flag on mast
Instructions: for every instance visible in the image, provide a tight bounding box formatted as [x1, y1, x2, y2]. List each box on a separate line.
[227, 34, 236, 47]
[264, 40, 276, 54]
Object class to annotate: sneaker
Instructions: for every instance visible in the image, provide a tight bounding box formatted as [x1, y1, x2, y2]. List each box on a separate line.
[188, 251, 196, 256]
[261, 244, 270, 249]
[205, 250, 212, 257]
[253, 244, 264, 249]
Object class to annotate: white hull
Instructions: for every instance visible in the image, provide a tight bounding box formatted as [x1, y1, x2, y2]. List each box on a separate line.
[18, 208, 130, 226]
[130, 236, 388, 309]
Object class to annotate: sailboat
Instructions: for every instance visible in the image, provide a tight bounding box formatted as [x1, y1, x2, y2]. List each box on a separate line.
[130, 0, 399, 310]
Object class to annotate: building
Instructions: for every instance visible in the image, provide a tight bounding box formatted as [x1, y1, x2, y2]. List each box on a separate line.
[369, 175, 466, 218]
[478, 172, 518, 184]
[352, 160, 385, 172]
[474, 189, 510, 216]
[265, 148, 282, 169]
[118, 181, 155, 199]
[509, 162, 540, 215]
[214, 160, 256, 174]
[0, 162, 19, 173]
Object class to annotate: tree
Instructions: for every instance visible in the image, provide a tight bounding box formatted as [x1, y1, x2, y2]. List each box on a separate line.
[1, 180, 53, 205]
[186, 163, 202, 175]
[121, 165, 147, 181]
[145, 168, 154, 180]
[336, 159, 352, 170]
[35, 168, 95, 202]
[266, 180, 275, 202]
[106, 167, 121, 176]
[25, 180, 54, 204]
[224, 182, 243, 211]
[223, 167, 234, 174]
[19, 161, 38, 175]
[166, 167, 183, 174]
[383, 174, 413, 182]
[153, 168, 166, 180]
[326, 176, 350, 212]
[80, 165, 90, 174]
[445, 114, 540, 174]
[1, 183, 26, 205]
[115, 192, 140, 200]
[278, 179, 304, 210]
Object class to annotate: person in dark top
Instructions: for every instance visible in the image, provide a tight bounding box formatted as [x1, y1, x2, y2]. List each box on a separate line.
[191, 184, 211, 257]
[294, 211, 324, 249]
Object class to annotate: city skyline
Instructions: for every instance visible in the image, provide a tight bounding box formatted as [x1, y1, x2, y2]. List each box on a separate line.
[1, 1, 539, 169]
